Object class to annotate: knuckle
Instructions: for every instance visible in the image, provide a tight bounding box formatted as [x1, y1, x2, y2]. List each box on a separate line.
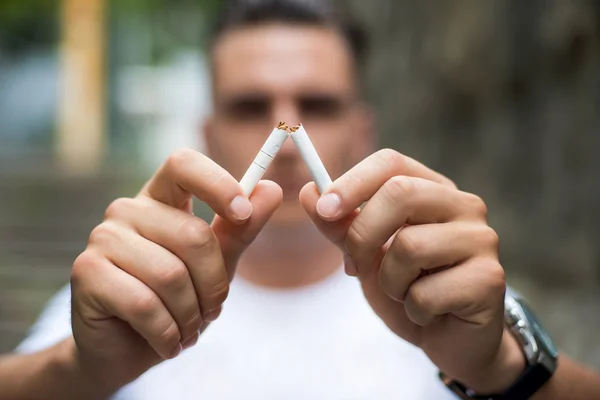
[159, 320, 182, 349]
[88, 222, 117, 245]
[402, 155, 420, 174]
[178, 218, 215, 251]
[442, 177, 458, 189]
[204, 279, 230, 308]
[464, 193, 488, 217]
[379, 264, 405, 302]
[130, 290, 161, 321]
[204, 165, 228, 188]
[346, 218, 371, 251]
[484, 261, 506, 296]
[182, 311, 203, 332]
[166, 148, 196, 172]
[344, 170, 365, 187]
[375, 148, 405, 170]
[155, 260, 189, 290]
[480, 226, 499, 250]
[406, 285, 431, 312]
[393, 230, 421, 264]
[384, 175, 417, 202]
[71, 251, 100, 287]
[104, 197, 135, 220]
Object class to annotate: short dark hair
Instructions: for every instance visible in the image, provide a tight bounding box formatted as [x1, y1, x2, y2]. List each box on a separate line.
[208, 0, 369, 72]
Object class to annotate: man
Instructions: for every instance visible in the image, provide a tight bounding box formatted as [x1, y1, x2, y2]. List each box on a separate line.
[1, 0, 599, 399]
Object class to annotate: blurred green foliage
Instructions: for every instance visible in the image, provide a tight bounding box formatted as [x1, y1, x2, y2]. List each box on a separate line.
[0, 0, 59, 53]
[0, 0, 222, 19]
[114, 0, 222, 15]
[0, 0, 223, 56]
[0, 0, 58, 23]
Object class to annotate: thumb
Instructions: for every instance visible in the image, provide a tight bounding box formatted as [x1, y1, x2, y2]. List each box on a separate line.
[299, 182, 359, 250]
[211, 180, 282, 274]
[299, 182, 361, 275]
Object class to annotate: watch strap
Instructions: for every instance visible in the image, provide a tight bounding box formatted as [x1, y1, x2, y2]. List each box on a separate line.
[493, 363, 552, 400]
[440, 363, 553, 400]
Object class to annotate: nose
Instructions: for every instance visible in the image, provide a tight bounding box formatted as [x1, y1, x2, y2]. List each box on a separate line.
[270, 98, 301, 132]
[270, 99, 301, 157]
[278, 132, 297, 157]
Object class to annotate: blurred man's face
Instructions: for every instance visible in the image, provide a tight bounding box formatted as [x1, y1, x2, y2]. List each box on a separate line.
[205, 24, 371, 226]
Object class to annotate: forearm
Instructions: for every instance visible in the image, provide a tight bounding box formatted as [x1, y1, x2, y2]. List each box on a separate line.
[0, 338, 115, 400]
[531, 354, 600, 400]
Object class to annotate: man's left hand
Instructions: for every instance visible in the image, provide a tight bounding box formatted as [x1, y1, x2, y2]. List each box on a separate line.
[300, 149, 525, 394]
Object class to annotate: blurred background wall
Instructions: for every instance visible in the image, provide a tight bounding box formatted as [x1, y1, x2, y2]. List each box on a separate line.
[1, 0, 599, 368]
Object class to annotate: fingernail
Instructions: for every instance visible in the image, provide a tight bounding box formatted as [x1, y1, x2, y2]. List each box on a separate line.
[205, 308, 221, 322]
[344, 254, 358, 276]
[317, 193, 341, 219]
[229, 195, 253, 220]
[168, 343, 182, 359]
[182, 333, 199, 350]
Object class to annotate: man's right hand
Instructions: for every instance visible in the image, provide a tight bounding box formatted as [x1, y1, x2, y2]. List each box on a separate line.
[69, 149, 282, 391]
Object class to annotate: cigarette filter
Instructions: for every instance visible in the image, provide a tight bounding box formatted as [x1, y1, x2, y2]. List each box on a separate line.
[239, 122, 290, 196]
[289, 124, 332, 193]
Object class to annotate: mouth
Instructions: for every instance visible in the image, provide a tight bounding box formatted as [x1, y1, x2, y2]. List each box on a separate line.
[266, 171, 310, 201]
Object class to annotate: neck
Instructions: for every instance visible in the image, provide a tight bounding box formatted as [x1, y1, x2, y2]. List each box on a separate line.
[235, 222, 343, 289]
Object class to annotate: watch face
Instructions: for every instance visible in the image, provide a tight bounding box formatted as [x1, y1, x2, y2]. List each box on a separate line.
[520, 301, 559, 359]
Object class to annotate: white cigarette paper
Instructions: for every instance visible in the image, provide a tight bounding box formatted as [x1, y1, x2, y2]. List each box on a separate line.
[289, 124, 332, 193]
[239, 124, 289, 196]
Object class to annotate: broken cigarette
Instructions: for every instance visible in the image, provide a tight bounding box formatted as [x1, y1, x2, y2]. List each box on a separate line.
[239, 122, 290, 196]
[289, 124, 332, 194]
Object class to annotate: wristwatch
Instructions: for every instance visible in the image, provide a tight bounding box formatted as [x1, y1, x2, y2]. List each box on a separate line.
[439, 289, 559, 400]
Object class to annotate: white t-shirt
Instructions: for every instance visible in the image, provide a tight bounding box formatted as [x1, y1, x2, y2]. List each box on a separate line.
[17, 268, 456, 399]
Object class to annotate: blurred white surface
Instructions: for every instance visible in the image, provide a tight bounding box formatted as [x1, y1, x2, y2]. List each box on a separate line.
[116, 50, 211, 172]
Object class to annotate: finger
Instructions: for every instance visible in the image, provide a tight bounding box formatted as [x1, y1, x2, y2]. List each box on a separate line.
[299, 182, 359, 249]
[379, 222, 499, 302]
[299, 182, 360, 275]
[72, 251, 182, 360]
[403, 257, 506, 326]
[88, 222, 202, 344]
[139, 149, 253, 223]
[316, 149, 456, 221]
[103, 197, 229, 323]
[212, 180, 283, 268]
[181, 331, 199, 351]
[346, 177, 489, 269]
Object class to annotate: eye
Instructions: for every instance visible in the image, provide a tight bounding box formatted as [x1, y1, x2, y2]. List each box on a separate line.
[222, 95, 270, 121]
[299, 95, 345, 120]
